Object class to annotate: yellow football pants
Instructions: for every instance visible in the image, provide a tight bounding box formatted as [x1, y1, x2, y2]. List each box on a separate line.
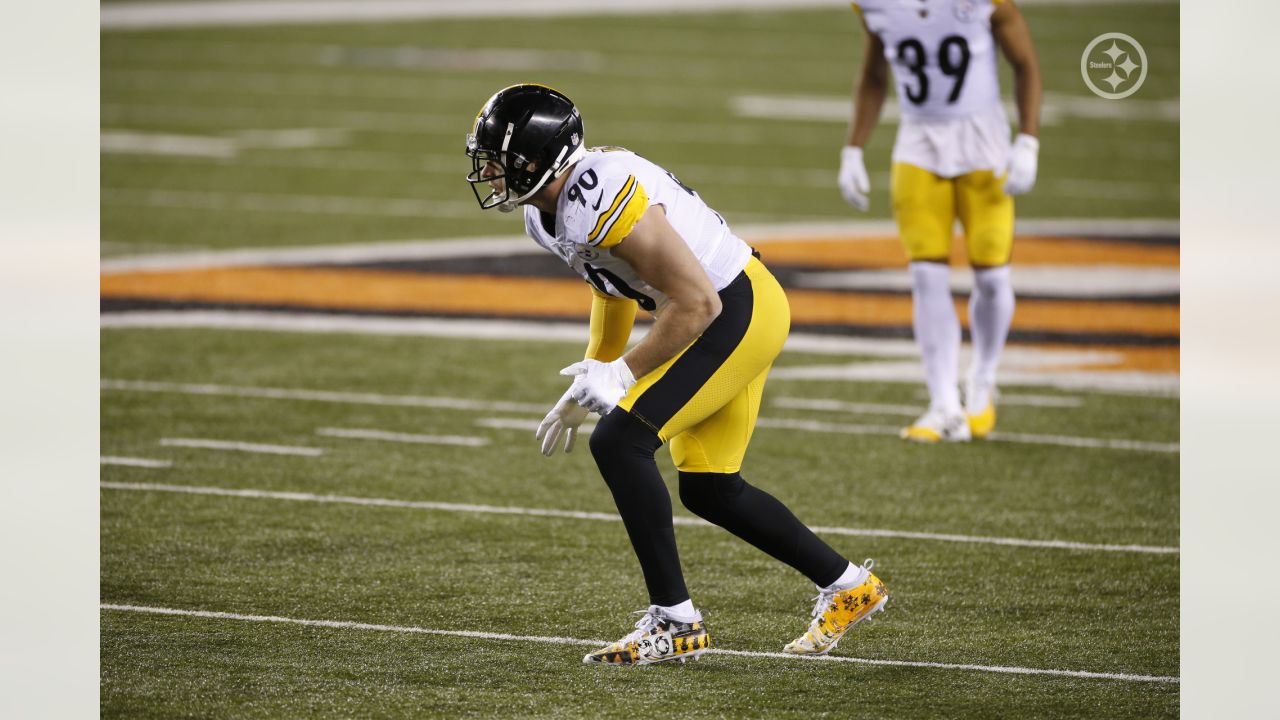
[617, 257, 789, 474]
[890, 162, 1014, 266]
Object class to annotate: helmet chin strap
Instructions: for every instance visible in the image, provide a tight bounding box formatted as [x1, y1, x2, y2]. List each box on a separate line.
[500, 143, 587, 212]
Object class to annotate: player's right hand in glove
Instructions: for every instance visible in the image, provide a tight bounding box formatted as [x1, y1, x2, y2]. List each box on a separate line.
[535, 384, 590, 456]
[837, 145, 871, 211]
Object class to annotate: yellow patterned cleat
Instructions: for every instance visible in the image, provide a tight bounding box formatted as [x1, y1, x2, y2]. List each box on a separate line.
[900, 408, 972, 443]
[784, 560, 888, 656]
[583, 606, 711, 666]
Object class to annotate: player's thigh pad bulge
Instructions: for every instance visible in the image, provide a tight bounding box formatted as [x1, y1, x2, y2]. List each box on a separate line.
[955, 169, 1014, 266]
[891, 162, 957, 261]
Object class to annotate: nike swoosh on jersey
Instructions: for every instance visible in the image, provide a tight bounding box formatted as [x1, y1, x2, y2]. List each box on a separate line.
[591, 188, 605, 210]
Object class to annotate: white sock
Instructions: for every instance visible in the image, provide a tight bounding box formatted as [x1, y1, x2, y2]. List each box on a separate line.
[658, 599, 699, 622]
[910, 261, 962, 414]
[822, 562, 866, 591]
[967, 265, 1015, 400]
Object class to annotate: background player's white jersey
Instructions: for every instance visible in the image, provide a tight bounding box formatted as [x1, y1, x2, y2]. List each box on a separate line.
[857, 0, 1002, 120]
[523, 148, 752, 315]
[855, 0, 1012, 176]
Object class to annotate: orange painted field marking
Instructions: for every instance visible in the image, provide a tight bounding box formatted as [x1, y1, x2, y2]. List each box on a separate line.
[102, 267, 1179, 338]
[101, 267, 592, 319]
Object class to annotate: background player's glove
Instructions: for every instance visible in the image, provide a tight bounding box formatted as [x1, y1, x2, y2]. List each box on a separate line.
[535, 385, 590, 456]
[560, 358, 636, 415]
[1003, 133, 1040, 196]
[837, 145, 871, 211]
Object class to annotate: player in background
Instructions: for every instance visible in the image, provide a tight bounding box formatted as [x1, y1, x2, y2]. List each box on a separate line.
[839, 0, 1042, 441]
[465, 84, 887, 665]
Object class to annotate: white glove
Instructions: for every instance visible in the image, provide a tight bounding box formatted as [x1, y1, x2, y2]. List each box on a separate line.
[837, 145, 871, 211]
[1003, 133, 1039, 196]
[535, 385, 590, 456]
[559, 358, 636, 416]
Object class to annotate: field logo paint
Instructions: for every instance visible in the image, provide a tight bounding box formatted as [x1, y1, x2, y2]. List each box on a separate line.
[1081, 33, 1148, 100]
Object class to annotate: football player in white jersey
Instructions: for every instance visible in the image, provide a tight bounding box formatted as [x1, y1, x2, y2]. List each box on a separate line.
[465, 84, 888, 664]
[840, 0, 1042, 441]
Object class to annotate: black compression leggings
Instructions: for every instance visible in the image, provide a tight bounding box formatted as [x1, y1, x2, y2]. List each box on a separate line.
[589, 409, 847, 607]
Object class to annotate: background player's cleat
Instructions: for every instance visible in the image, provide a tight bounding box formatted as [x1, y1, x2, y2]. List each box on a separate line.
[583, 606, 711, 666]
[966, 402, 996, 438]
[900, 408, 972, 442]
[964, 380, 997, 439]
[784, 560, 888, 656]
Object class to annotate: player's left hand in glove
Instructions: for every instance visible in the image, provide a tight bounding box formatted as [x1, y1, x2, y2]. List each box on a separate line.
[1002, 133, 1039, 196]
[559, 358, 636, 415]
[535, 385, 590, 456]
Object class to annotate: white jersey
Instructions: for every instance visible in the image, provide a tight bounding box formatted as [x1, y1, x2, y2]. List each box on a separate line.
[523, 147, 752, 315]
[854, 0, 1012, 177]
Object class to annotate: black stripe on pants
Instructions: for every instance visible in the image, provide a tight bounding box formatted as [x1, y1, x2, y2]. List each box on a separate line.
[628, 269, 754, 434]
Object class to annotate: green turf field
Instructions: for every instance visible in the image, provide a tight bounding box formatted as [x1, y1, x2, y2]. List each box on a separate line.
[101, 3, 1179, 716]
[101, 328, 1178, 718]
[101, 3, 1178, 256]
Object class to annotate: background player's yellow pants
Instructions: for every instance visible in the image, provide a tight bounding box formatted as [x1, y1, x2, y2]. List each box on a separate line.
[891, 162, 1014, 266]
[618, 257, 789, 473]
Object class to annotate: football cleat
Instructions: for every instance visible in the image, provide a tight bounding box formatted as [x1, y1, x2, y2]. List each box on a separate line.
[964, 380, 997, 439]
[583, 606, 711, 666]
[784, 560, 888, 656]
[900, 407, 972, 443]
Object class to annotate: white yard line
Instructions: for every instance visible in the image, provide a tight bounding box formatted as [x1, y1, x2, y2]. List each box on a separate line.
[776, 394, 1085, 413]
[985, 393, 1085, 408]
[773, 397, 922, 416]
[97, 378, 1175, 449]
[101, 0, 1179, 31]
[479, 415, 1178, 454]
[100, 131, 238, 158]
[985, 431, 1179, 453]
[160, 438, 324, 457]
[793, 265, 1180, 299]
[101, 128, 348, 159]
[98, 603, 1178, 683]
[769, 360, 1178, 397]
[316, 427, 489, 447]
[98, 314, 1176, 396]
[475, 416, 600, 434]
[101, 188, 481, 219]
[731, 92, 1179, 125]
[756, 417, 1178, 454]
[103, 379, 547, 414]
[100, 456, 173, 469]
[100, 235, 536, 272]
[99, 219, 1177, 272]
[99, 481, 1178, 555]
[101, 0, 854, 30]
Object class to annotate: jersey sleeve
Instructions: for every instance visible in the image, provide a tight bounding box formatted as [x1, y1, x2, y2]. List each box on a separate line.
[585, 173, 649, 249]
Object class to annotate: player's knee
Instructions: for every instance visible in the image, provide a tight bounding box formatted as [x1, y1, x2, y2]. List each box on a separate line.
[589, 408, 660, 466]
[678, 471, 745, 517]
[971, 263, 1011, 297]
[677, 471, 716, 517]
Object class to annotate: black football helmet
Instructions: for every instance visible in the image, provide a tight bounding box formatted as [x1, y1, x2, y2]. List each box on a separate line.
[465, 84, 586, 212]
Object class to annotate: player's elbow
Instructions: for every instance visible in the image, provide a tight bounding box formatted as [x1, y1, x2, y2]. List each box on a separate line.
[689, 291, 722, 329]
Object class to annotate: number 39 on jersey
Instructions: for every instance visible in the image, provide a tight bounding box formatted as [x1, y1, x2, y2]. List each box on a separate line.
[854, 0, 1003, 120]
